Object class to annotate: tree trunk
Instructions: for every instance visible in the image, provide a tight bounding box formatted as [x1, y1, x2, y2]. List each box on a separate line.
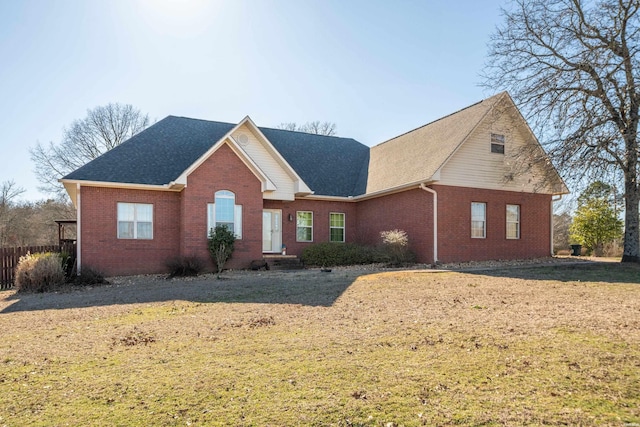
[621, 170, 640, 262]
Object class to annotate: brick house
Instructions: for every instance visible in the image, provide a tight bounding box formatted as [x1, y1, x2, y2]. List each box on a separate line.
[61, 92, 568, 276]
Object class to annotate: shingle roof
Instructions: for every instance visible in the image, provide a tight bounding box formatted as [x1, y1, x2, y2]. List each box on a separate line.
[366, 92, 505, 193]
[63, 116, 370, 197]
[259, 127, 369, 197]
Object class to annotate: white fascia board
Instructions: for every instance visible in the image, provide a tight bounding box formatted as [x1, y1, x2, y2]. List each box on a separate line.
[174, 134, 276, 192]
[240, 116, 313, 194]
[59, 179, 183, 192]
[225, 137, 277, 191]
[301, 180, 438, 203]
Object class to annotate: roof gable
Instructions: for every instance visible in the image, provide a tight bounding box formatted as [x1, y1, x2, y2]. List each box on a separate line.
[62, 115, 370, 197]
[366, 92, 567, 195]
[63, 116, 235, 186]
[366, 93, 503, 193]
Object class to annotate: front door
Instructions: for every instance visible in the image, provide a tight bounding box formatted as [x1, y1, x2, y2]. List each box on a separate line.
[262, 209, 282, 253]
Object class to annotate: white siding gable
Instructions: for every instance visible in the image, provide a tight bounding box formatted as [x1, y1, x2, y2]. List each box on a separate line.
[438, 109, 560, 194]
[232, 124, 297, 201]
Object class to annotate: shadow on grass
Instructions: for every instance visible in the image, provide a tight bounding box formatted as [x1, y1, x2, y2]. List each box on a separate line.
[1, 261, 637, 314]
[454, 261, 640, 284]
[0, 270, 367, 313]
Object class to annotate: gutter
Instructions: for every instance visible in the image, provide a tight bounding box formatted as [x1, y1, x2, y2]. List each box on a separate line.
[419, 183, 438, 264]
[551, 194, 563, 256]
[76, 183, 81, 275]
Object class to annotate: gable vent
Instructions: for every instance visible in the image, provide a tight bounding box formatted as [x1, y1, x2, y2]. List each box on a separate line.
[237, 134, 249, 146]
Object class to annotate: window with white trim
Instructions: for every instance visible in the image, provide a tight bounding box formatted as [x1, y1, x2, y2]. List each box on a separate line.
[329, 212, 345, 242]
[117, 203, 153, 239]
[506, 204, 520, 239]
[491, 133, 505, 154]
[207, 190, 242, 238]
[471, 202, 486, 238]
[296, 211, 313, 242]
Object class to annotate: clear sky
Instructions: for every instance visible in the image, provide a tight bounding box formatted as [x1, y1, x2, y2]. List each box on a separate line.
[0, 0, 507, 202]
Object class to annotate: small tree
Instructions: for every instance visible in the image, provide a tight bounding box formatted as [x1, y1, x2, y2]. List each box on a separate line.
[570, 182, 623, 256]
[207, 225, 236, 274]
[380, 229, 413, 266]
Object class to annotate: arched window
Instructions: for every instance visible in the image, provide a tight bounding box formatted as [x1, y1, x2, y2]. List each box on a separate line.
[207, 190, 242, 238]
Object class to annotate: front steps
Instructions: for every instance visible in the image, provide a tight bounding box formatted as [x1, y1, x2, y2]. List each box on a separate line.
[262, 254, 304, 270]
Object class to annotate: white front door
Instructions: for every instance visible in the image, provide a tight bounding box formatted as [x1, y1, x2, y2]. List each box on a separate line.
[262, 209, 282, 253]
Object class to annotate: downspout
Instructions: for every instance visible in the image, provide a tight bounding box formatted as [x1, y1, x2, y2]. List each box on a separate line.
[76, 183, 81, 275]
[551, 194, 563, 256]
[419, 183, 438, 264]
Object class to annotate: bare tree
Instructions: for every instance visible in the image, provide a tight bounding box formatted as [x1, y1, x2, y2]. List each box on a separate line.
[0, 180, 25, 247]
[277, 121, 337, 136]
[484, 0, 640, 262]
[31, 103, 150, 195]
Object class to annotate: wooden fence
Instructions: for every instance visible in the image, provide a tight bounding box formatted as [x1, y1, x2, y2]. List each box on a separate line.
[0, 243, 76, 290]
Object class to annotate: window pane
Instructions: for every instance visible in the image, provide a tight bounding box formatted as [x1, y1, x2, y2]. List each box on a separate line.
[215, 198, 234, 222]
[137, 222, 152, 239]
[330, 228, 344, 242]
[471, 203, 485, 220]
[297, 227, 312, 242]
[118, 221, 134, 239]
[118, 203, 135, 221]
[491, 143, 505, 154]
[297, 212, 312, 227]
[471, 221, 485, 238]
[506, 205, 519, 221]
[507, 223, 519, 239]
[136, 204, 153, 222]
[330, 213, 344, 227]
[216, 222, 234, 235]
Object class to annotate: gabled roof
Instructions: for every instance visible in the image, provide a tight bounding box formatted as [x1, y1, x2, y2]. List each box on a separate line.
[62, 116, 370, 197]
[260, 127, 369, 197]
[366, 92, 505, 193]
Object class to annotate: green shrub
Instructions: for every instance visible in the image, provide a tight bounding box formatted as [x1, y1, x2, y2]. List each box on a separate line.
[380, 229, 415, 266]
[208, 225, 236, 273]
[14, 252, 66, 293]
[301, 242, 382, 267]
[71, 265, 108, 287]
[166, 256, 204, 278]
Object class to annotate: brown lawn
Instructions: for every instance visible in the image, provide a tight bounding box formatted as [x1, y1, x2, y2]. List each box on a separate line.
[0, 261, 638, 426]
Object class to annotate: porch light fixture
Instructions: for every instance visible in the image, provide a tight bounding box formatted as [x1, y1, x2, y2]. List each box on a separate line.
[288, 213, 293, 222]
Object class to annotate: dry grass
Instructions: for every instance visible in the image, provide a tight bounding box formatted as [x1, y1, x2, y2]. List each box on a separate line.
[0, 262, 638, 426]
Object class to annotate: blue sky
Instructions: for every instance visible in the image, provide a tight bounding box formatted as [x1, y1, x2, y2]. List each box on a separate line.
[0, 0, 506, 201]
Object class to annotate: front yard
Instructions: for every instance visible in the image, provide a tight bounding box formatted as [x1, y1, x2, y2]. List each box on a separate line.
[0, 262, 638, 426]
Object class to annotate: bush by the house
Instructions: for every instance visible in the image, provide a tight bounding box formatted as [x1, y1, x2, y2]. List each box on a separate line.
[208, 225, 236, 273]
[166, 255, 205, 278]
[301, 242, 382, 267]
[14, 252, 66, 293]
[379, 229, 415, 266]
[70, 265, 108, 287]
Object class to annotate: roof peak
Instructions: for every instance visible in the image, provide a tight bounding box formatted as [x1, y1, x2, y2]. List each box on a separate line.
[373, 91, 508, 148]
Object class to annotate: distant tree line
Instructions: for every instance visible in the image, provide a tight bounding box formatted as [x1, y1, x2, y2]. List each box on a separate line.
[0, 180, 75, 248]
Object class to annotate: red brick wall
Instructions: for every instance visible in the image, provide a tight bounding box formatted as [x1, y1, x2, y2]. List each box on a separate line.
[80, 187, 181, 276]
[356, 189, 435, 263]
[263, 199, 358, 256]
[180, 143, 263, 271]
[433, 184, 552, 262]
[79, 159, 552, 275]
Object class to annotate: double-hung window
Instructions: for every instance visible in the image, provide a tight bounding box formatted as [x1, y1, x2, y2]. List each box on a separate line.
[471, 202, 486, 238]
[296, 211, 313, 242]
[329, 212, 345, 242]
[506, 204, 520, 239]
[207, 190, 242, 238]
[491, 133, 505, 154]
[117, 203, 153, 239]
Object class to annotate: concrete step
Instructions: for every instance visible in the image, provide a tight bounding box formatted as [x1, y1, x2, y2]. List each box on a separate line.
[263, 255, 304, 270]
